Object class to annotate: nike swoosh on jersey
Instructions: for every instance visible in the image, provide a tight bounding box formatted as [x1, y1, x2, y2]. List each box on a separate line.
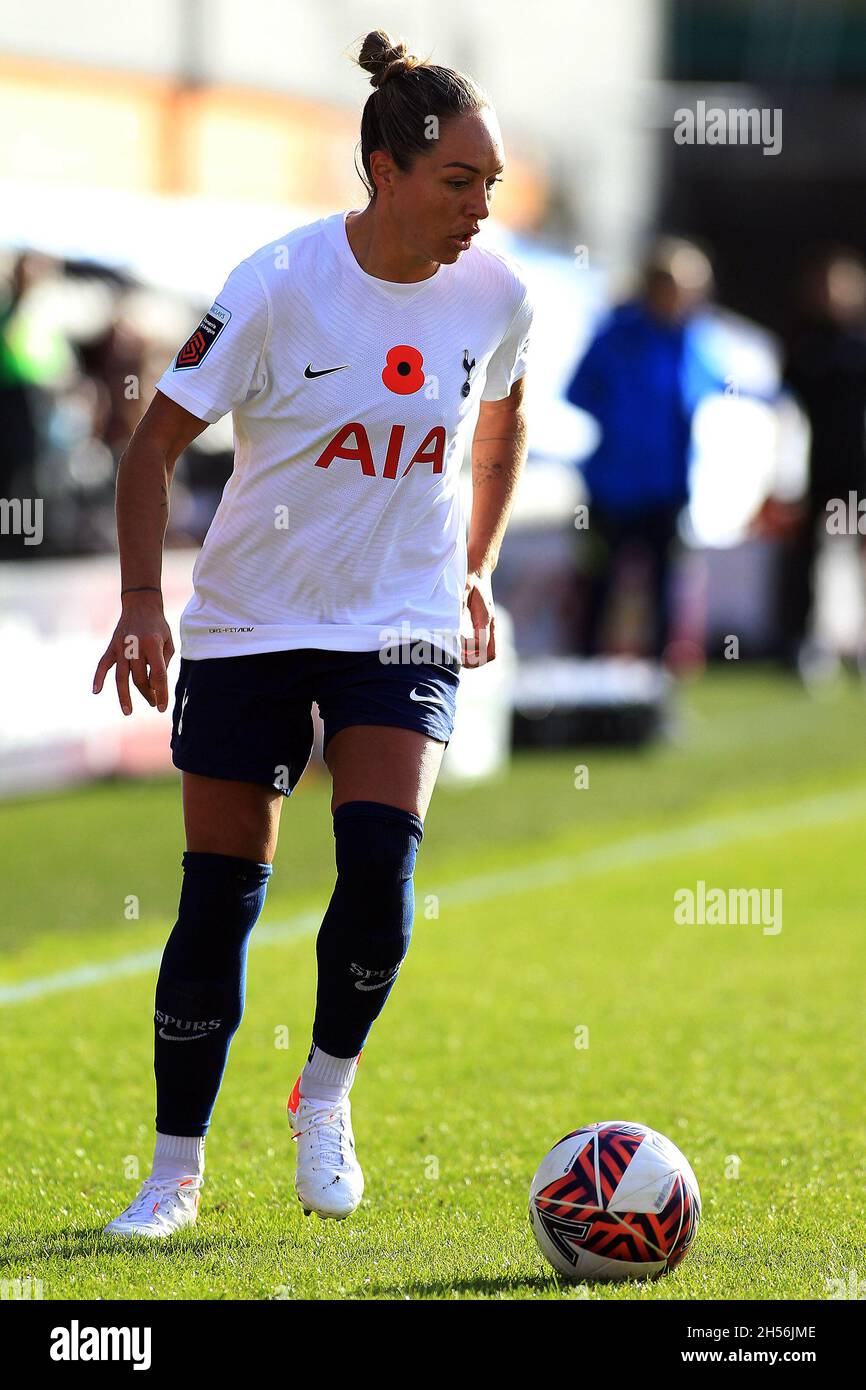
[304, 363, 350, 378]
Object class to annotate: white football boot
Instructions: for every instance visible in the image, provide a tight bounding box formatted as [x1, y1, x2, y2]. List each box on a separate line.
[104, 1176, 202, 1239]
[287, 1077, 364, 1220]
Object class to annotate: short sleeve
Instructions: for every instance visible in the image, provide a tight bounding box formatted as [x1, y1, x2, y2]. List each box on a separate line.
[481, 289, 533, 401]
[155, 260, 271, 424]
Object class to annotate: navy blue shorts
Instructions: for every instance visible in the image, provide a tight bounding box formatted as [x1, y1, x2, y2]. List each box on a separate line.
[170, 646, 461, 795]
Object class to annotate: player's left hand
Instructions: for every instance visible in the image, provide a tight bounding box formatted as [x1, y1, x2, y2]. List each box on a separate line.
[462, 567, 496, 667]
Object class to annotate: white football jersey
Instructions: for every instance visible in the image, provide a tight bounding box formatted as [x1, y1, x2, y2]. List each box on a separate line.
[156, 210, 532, 661]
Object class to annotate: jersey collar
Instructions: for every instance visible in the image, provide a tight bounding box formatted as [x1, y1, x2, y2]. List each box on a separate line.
[327, 210, 446, 302]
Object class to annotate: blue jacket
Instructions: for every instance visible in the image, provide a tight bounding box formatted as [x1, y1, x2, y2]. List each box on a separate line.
[566, 302, 699, 513]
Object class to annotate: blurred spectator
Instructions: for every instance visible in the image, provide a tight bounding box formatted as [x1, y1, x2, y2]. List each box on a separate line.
[780, 247, 866, 672]
[566, 237, 715, 660]
[0, 249, 231, 560]
[0, 254, 41, 555]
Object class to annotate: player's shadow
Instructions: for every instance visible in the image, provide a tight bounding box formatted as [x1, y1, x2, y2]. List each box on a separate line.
[367, 1273, 557, 1298]
[2, 1226, 302, 1262]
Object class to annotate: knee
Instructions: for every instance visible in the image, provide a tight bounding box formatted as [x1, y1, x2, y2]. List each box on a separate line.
[332, 801, 423, 889]
[321, 802, 423, 980]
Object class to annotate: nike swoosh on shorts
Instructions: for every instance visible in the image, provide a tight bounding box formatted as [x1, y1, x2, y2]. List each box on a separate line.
[409, 687, 449, 710]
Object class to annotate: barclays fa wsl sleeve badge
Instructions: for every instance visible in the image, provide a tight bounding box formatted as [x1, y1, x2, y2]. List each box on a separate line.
[174, 302, 232, 370]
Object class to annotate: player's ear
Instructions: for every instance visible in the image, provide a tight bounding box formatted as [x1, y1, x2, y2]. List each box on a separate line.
[368, 148, 399, 195]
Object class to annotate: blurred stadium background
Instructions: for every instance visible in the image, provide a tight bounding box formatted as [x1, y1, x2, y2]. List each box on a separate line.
[4, 0, 866, 793]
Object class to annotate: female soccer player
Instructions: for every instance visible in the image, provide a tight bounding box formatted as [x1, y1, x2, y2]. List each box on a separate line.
[93, 29, 531, 1235]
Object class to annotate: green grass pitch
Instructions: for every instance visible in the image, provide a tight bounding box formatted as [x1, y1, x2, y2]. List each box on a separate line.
[1, 667, 865, 1300]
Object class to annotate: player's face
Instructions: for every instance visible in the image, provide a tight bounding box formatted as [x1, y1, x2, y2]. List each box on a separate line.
[398, 109, 505, 265]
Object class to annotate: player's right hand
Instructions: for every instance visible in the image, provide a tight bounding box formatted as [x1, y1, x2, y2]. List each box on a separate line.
[92, 595, 175, 716]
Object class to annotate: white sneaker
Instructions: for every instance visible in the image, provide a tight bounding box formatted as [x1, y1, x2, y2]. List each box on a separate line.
[104, 1176, 202, 1239]
[287, 1077, 364, 1220]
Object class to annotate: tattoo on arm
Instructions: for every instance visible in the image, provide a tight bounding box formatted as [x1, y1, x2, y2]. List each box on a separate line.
[472, 458, 506, 483]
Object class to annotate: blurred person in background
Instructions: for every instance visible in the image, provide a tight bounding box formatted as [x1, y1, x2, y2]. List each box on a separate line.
[77, 310, 148, 466]
[566, 238, 714, 662]
[780, 247, 866, 676]
[0, 253, 41, 555]
[0, 252, 233, 557]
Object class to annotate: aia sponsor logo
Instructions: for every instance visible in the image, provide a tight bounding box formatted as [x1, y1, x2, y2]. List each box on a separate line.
[314, 424, 445, 477]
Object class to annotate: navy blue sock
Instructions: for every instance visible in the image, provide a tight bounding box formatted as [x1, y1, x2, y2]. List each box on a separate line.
[312, 801, 423, 1057]
[154, 850, 272, 1137]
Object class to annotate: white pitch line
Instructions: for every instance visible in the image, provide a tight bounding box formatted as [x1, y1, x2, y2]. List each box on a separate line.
[0, 915, 321, 1008]
[3, 783, 866, 1009]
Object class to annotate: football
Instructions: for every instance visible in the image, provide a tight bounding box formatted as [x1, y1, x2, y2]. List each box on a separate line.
[529, 1120, 701, 1281]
